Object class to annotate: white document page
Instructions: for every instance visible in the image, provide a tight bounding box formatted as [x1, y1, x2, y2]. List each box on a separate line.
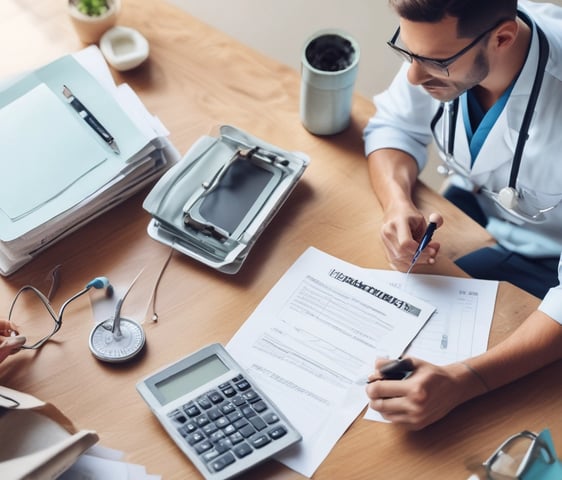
[227, 247, 436, 477]
[363, 270, 498, 422]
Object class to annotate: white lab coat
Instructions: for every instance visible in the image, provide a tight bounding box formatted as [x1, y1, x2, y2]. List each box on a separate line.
[363, 0, 562, 320]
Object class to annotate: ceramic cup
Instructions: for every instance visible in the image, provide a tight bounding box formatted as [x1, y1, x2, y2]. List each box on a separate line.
[300, 29, 360, 135]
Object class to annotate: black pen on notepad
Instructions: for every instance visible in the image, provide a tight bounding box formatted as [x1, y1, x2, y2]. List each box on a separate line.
[62, 85, 120, 154]
[366, 358, 415, 383]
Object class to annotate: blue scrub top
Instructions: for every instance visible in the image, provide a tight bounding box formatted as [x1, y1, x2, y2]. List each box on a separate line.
[462, 81, 515, 165]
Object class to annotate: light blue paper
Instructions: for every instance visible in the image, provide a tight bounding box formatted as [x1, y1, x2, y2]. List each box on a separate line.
[0, 83, 107, 220]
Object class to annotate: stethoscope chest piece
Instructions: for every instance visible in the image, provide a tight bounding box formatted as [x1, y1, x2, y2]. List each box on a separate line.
[89, 317, 145, 363]
[498, 186, 519, 209]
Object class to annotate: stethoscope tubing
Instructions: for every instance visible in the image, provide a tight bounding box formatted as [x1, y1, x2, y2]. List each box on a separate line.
[432, 12, 549, 193]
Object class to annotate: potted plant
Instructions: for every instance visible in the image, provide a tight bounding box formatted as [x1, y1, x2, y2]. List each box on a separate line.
[68, 0, 121, 45]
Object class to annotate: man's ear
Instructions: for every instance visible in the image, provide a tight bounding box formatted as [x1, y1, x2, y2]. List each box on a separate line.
[492, 19, 519, 51]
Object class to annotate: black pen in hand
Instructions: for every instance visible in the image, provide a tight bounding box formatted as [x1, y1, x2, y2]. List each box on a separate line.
[366, 358, 415, 383]
[406, 213, 442, 274]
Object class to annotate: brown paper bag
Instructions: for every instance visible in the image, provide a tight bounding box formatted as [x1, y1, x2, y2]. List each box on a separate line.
[0, 385, 99, 480]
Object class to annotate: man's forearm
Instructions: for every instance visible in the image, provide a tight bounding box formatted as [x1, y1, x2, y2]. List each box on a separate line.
[462, 311, 562, 397]
[367, 148, 419, 212]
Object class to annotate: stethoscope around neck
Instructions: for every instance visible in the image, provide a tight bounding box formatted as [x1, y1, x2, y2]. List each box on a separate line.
[431, 19, 551, 223]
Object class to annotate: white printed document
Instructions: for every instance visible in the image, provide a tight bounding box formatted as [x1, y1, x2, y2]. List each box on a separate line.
[367, 270, 498, 365]
[227, 247, 436, 477]
[362, 270, 498, 422]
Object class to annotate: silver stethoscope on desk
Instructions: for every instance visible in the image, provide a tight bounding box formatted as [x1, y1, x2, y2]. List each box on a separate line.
[431, 17, 557, 224]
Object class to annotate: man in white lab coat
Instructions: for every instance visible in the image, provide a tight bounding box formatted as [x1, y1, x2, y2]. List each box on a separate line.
[364, 0, 562, 429]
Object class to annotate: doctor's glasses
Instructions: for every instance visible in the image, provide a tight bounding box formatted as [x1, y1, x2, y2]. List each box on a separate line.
[431, 102, 562, 224]
[483, 430, 561, 479]
[387, 21, 502, 77]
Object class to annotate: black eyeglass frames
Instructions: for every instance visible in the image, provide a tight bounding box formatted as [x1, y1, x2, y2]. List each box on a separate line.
[387, 20, 505, 76]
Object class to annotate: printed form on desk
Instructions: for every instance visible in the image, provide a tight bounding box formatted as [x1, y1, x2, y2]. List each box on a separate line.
[227, 247, 498, 476]
[362, 269, 498, 422]
[227, 247, 437, 477]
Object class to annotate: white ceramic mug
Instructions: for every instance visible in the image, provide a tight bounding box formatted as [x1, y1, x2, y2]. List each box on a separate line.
[300, 29, 360, 135]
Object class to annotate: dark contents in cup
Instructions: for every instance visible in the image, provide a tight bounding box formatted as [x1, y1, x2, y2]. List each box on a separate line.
[305, 34, 355, 72]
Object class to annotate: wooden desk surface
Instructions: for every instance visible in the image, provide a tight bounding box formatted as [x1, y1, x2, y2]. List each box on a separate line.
[1, 1, 560, 479]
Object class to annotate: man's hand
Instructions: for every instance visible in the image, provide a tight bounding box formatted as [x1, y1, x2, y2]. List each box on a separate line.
[380, 210, 443, 271]
[365, 357, 482, 430]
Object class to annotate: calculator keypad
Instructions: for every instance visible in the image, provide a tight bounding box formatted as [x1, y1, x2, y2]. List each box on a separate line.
[168, 375, 289, 474]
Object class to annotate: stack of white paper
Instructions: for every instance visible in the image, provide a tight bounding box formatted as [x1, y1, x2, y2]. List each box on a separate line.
[0, 46, 179, 275]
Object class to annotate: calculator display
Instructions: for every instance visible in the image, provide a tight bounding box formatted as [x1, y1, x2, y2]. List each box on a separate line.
[155, 355, 229, 404]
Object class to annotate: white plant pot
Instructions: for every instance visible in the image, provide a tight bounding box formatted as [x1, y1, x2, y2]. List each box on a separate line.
[68, 0, 121, 45]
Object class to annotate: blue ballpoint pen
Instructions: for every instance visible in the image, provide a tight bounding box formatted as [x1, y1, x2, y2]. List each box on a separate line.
[406, 220, 438, 275]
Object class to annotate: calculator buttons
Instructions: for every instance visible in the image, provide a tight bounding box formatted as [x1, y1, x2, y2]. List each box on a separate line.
[262, 412, 279, 424]
[230, 395, 245, 407]
[250, 434, 271, 449]
[195, 440, 213, 454]
[221, 387, 236, 397]
[211, 452, 235, 472]
[232, 442, 252, 458]
[234, 379, 250, 391]
[207, 408, 223, 421]
[208, 390, 224, 404]
[249, 416, 267, 431]
[184, 403, 201, 418]
[220, 402, 236, 415]
[169, 375, 294, 475]
[202, 423, 219, 436]
[138, 344, 301, 480]
[269, 425, 288, 440]
[215, 416, 230, 429]
[197, 415, 211, 427]
[198, 396, 213, 410]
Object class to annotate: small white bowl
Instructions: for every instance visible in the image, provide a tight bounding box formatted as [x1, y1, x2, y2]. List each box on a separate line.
[100, 26, 149, 71]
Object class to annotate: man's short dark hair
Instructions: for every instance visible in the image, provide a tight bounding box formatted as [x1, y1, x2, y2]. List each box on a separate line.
[389, 0, 518, 38]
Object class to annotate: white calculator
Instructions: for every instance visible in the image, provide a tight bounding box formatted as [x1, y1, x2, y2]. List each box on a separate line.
[136, 343, 301, 479]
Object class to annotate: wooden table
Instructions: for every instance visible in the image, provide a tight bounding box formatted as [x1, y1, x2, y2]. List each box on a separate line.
[1, 1, 560, 479]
